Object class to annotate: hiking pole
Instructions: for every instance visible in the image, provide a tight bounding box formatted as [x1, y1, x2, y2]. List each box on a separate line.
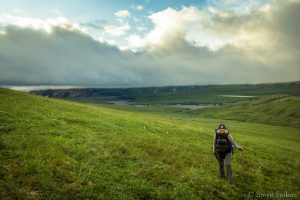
[239, 146, 244, 153]
[238, 146, 244, 169]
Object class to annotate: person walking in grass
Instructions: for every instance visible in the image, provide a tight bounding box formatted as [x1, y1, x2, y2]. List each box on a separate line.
[213, 123, 243, 184]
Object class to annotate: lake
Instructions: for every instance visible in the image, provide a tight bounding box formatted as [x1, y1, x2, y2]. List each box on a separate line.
[106, 100, 217, 110]
[164, 104, 216, 110]
[217, 95, 256, 98]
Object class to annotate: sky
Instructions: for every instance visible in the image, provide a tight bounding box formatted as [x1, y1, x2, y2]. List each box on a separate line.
[0, 0, 299, 87]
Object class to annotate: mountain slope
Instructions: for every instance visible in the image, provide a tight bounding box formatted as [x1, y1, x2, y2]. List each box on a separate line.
[195, 95, 300, 128]
[0, 88, 299, 199]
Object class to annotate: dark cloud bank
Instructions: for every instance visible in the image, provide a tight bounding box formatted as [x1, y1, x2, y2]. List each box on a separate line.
[0, 0, 299, 87]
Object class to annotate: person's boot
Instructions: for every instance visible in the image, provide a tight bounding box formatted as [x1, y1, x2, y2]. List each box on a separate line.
[220, 168, 225, 178]
[226, 164, 232, 184]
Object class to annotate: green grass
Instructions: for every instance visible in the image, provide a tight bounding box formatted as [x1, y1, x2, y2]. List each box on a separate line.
[0, 88, 299, 199]
[66, 94, 300, 129]
[33, 81, 300, 105]
[194, 95, 300, 128]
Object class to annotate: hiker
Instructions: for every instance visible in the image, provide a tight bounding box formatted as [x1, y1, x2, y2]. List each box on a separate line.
[213, 123, 243, 184]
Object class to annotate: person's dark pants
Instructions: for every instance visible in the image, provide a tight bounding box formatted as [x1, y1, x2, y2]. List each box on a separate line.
[217, 152, 232, 183]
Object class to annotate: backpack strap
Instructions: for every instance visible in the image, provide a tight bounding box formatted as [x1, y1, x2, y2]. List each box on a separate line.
[214, 133, 217, 150]
[225, 131, 229, 138]
[225, 131, 233, 153]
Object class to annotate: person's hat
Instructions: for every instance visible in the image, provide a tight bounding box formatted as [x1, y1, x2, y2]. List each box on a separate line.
[218, 123, 226, 129]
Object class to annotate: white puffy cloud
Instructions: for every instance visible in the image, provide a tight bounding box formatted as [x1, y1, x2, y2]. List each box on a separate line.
[114, 10, 131, 18]
[0, 14, 86, 34]
[12, 8, 21, 13]
[145, 7, 201, 45]
[131, 4, 144, 11]
[103, 23, 130, 36]
[126, 34, 145, 50]
[52, 9, 63, 16]
[0, 0, 299, 87]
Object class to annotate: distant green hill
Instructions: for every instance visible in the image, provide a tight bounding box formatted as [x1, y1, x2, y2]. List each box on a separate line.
[195, 95, 300, 128]
[32, 81, 300, 104]
[1, 88, 299, 199]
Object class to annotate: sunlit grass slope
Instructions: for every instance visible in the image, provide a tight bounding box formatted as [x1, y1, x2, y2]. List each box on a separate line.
[0, 88, 299, 199]
[195, 95, 300, 128]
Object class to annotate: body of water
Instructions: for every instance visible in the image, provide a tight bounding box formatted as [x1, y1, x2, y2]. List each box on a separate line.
[164, 104, 216, 110]
[217, 95, 256, 98]
[106, 100, 216, 110]
[105, 100, 133, 105]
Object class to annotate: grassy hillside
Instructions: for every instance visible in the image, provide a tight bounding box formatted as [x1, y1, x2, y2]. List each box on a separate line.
[194, 95, 300, 128]
[69, 95, 300, 129]
[0, 88, 299, 199]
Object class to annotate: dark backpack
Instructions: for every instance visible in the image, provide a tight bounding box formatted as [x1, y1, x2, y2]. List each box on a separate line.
[215, 131, 232, 154]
